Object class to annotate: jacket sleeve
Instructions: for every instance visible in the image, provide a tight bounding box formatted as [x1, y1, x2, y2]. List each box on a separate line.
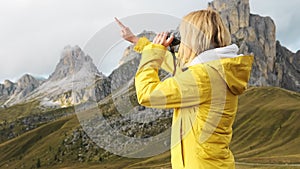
[135, 43, 207, 109]
[134, 37, 176, 75]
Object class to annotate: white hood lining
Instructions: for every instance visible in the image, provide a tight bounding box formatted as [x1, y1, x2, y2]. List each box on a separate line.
[188, 44, 243, 67]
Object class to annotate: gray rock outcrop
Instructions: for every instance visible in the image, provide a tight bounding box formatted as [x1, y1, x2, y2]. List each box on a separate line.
[276, 42, 300, 91]
[36, 45, 106, 107]
[49, 45, 100, 81]
[15, 74, 41, 98]
[0, 80, 17, 105]
[1, 75, 42, 106]
[209, 0, 299, 91]
[0, 80, 16, 96]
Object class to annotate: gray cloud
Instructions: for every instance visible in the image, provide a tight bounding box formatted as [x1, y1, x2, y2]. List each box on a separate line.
[0, 0, 299, 82]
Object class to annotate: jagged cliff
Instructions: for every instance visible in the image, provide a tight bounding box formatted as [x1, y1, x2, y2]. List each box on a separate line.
[0, 80, 16, 98]
[275, 41, 300, 91]
[4, 74, 42, 105]
[34, 45, 107, 107]
[209, 0, 299, 91]
[49, 45, 100, 81]
[0, 75, 43, 106]
[0, 80, 16, 106]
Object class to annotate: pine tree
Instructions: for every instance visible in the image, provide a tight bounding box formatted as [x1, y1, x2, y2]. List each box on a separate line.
[36, 158, 41, 168]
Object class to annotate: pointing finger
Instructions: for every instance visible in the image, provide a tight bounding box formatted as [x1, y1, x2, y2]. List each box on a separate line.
[114, 17, 126, 29]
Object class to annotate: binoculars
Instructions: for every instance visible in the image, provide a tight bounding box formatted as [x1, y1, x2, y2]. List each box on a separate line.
[167, 34, 181, 47]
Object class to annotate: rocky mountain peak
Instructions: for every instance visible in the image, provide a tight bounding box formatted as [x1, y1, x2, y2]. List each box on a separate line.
[0, 80, 16, 97]
[209, 0, 299, 92]
[17, 74, 39, 86]
[209, 0, 250, 34]
[3, 80, 14, 88]
[15, 74, 41, 96]
[2, 74, 42, 106]
[48, 45, 100, 81]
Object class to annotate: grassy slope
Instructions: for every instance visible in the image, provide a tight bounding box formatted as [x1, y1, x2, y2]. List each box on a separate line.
[232, 87, 300, 164]
[0, 87, 299, 169]
[0, 100, 40, 122]
[0, 115, 79, 168]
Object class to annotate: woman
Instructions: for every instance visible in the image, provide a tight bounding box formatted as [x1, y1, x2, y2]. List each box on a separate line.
[116, 9, 253, 169]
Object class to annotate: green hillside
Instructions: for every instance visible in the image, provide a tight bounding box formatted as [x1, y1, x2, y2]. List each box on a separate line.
[0, 87, 299, 169]
[232, 87, 300, 164]
[0, 115, 78, 168]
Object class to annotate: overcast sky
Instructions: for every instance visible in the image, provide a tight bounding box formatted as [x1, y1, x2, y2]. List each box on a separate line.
[0, 0, 299, 83]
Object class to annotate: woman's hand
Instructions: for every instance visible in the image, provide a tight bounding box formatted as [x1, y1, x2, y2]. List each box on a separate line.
[153, 32, 174, 47]
[115, 17, 139, 44]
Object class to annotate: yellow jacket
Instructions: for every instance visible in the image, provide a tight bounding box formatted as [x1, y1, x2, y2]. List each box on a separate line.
[134, 37, 254, 169]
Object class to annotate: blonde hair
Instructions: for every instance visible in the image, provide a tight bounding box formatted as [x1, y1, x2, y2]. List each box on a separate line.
[177, 10, 231, 67]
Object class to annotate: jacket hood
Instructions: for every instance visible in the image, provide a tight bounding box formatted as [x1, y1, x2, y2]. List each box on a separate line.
[189, 44, 254, 95]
